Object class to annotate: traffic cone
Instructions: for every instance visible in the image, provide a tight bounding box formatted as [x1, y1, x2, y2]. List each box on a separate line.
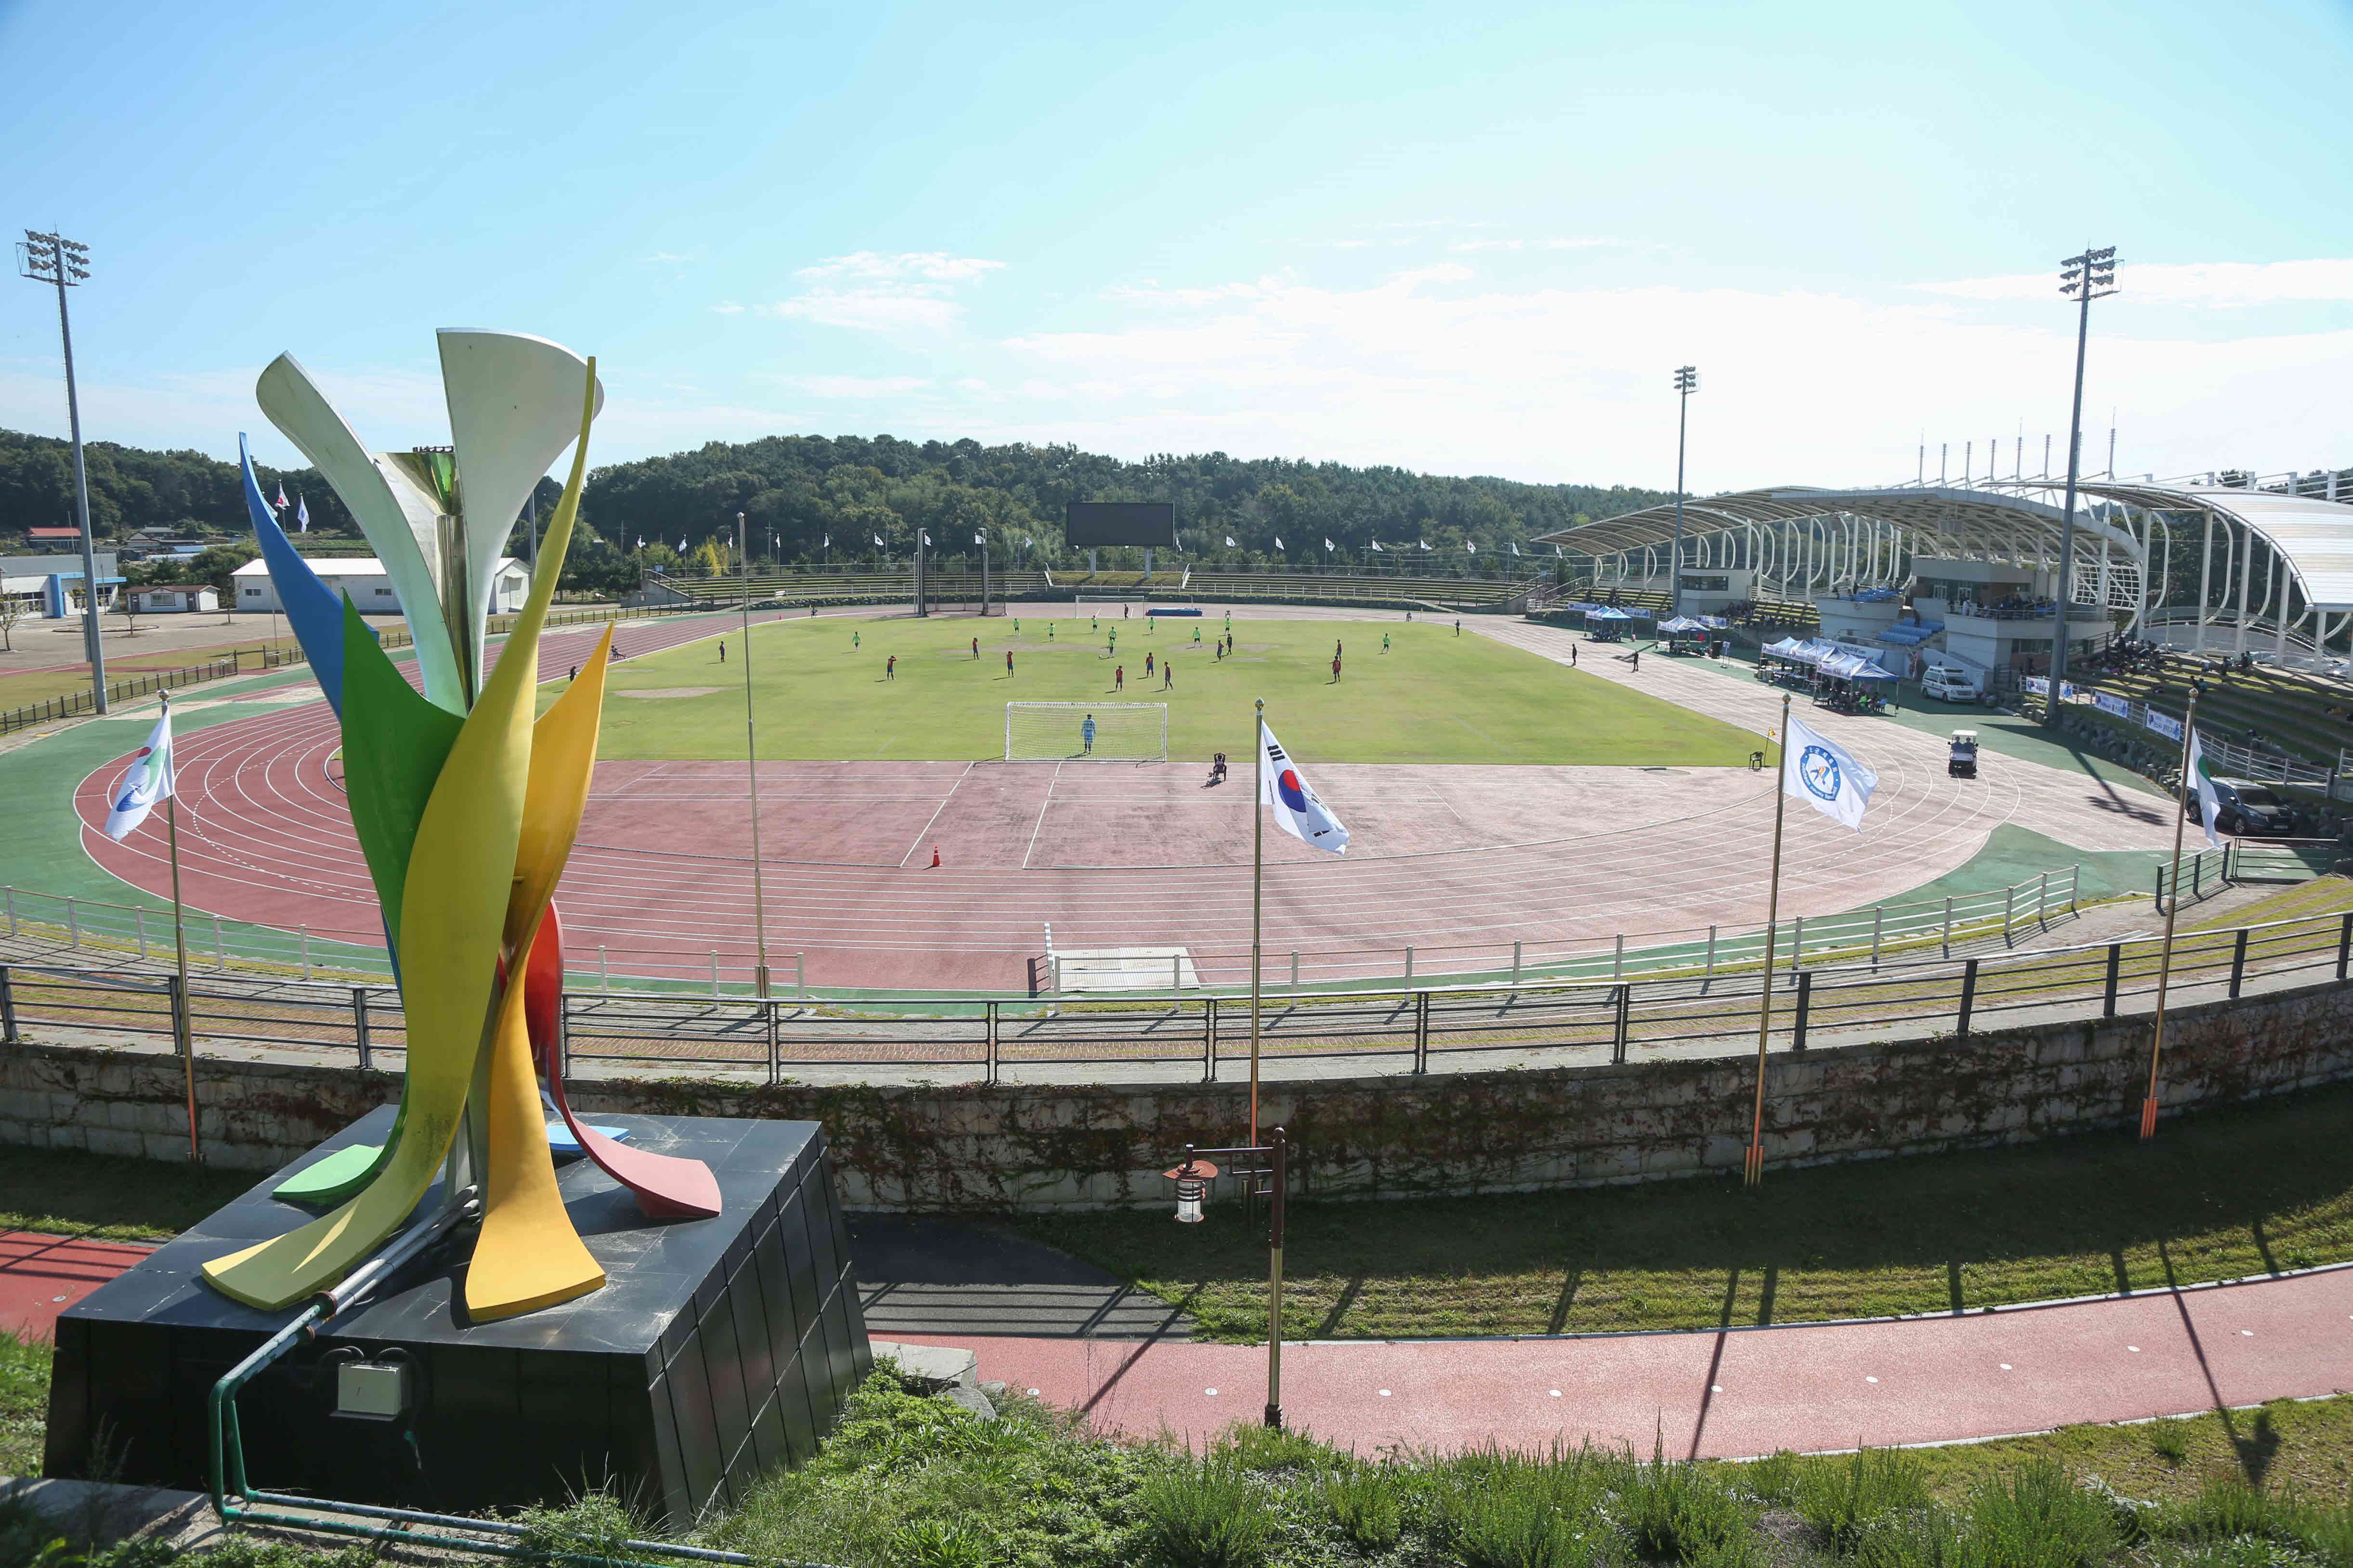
[931, 846, 941, 868]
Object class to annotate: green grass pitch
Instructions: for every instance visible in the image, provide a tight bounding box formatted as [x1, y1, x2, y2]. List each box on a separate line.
[561, 613, 1766, 765]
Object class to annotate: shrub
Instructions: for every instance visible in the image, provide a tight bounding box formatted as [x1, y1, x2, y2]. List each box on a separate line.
[1616, 1438, 1755, 1560]
[1436, 1442, 1617, 1568]
[886, 1517, 992, 1568]
[1316, 1464, 1407, 1552]
[1136, 1458, 1278, 1568]
[1960, 1459, 2117, 1568]
[1793, 1448, 1934, 1550]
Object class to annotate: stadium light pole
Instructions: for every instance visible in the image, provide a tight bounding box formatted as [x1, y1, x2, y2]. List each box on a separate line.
[737, 510, 772, 996]
[2047, 246, 2117, 726]
[1669, 366, 1697, 619]
[18, 230, 107, 713]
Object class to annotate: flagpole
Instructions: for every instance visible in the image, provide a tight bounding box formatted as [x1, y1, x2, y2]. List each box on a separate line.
[1250, 698, 1265, 1147]
[160, 697, 199, 1162]
[1745, 692, 1792, 1188]
[2142, 694, 2198, 1140]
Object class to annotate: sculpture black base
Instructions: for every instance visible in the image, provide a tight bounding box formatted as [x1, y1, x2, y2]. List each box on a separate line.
[43, 1108, 871, 1529]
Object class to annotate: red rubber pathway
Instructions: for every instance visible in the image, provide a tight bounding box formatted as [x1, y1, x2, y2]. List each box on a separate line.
[892, 1265, 2353, 1457]
[9, 1228, 2348, 1453]
[0, 1231, 155, 1341]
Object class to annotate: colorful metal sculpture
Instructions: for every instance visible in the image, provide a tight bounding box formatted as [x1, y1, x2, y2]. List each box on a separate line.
[203, 333, 719, 1322]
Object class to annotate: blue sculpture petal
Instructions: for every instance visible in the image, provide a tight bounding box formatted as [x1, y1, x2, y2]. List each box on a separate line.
[241, 433, 349, 717]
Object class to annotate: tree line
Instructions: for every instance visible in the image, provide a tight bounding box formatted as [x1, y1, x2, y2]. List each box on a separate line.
[0, 427, 1668, 596]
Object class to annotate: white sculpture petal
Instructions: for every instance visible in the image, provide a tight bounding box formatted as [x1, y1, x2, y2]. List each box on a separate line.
[255, 355, 467, 713]
[437, 330, 604, 683]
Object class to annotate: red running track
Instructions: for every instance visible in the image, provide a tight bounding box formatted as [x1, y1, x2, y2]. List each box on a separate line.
[897, 1264, 2353, 1457]
[0, 1231, 156, 1341]
[72, 613, 2176, 993]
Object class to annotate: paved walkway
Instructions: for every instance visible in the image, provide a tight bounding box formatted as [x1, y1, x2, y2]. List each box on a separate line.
[15, 1227, 2352, 1456]
[0, 1231, 156, 1340]
[896, 1264, 2353, 1456]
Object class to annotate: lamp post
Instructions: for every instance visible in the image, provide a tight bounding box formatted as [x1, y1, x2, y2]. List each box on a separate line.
[1165, 1128, 1292, 1428]
[2048, 246, 2117, 726]
[737, 510, 771, 996]
[1669, 366, 1697, 620]
[18, 230, 106, 713]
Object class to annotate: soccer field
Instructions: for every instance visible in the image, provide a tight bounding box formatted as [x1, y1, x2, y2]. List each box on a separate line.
[563, 613, 1767, 766]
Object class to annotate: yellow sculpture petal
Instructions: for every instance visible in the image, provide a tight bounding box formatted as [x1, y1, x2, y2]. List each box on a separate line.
[465, 625, 616, 1320]
[204, 361, 601, 1312]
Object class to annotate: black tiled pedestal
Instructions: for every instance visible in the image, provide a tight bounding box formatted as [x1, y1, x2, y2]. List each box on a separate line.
[43, 1109, 871, 1528]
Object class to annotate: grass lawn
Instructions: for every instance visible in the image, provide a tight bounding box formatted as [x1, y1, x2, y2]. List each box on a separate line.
[561, 614, 1769, 766]
[0, 1144, 257, 1241]
[1017, 1076, 2353, 1342]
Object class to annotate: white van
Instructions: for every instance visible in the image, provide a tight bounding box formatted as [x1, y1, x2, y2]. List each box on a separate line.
[1920, 664, 1982, 703]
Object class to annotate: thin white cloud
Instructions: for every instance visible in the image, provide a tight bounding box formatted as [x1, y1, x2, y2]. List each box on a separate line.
[991, 265, 2353, 487]
[794, 251, 1005, 284]
[763, 251, 1006, 338]
[712, 300, 746, 315]
[1450, 239, 1524, 253]
[773, 375, 932, 398]
[1913, 259, 2353, 307]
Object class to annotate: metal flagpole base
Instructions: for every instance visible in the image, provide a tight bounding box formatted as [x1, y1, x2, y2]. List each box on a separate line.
[1263, 1403, 1283, 1430]
[2139, 1096, 2159, 1140]
[1742, 1142, 1764, 1187]
[755, 965, 771, 998]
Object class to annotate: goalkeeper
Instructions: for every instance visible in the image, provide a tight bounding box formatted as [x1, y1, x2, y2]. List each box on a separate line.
[1082, 714, 1097, 753]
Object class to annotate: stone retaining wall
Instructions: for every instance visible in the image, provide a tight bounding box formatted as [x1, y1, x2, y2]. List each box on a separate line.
[5, 978, 2349, 1208]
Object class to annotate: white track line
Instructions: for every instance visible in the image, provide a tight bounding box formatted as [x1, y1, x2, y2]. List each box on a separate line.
[1021, 761, 1064, 870]
[899, 762, 974, 867]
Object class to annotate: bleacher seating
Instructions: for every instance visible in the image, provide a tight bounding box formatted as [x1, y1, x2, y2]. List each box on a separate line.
[2077, 657, 2353, 775]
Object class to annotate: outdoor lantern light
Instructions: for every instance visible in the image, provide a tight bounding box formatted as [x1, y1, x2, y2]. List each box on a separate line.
[1165, 1154, 1218, 1222]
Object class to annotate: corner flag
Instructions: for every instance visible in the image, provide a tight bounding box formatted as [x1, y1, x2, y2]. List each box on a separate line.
[2186, 728, 2223, 850]
[104, 700, 176, 841]
[1259, 720, 1349, 855]
[1781, 716, 1877, 831]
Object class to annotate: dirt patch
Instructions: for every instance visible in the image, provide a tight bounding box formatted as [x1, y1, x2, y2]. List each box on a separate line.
[615, 687, 725, 700]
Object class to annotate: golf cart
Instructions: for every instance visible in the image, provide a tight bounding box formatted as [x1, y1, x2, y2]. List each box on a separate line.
[1948, 729, 1979, 779]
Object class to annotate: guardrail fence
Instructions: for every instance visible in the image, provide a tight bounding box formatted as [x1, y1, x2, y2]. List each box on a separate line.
[6, 903, 2346, 1089]
[0, 866, 2085, 1000]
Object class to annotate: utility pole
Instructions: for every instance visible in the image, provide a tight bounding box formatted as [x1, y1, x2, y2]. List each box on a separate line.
[2049, 245, 2119, 724]
[1669, 366, 1697, 618]
[18, 230, 106, 713]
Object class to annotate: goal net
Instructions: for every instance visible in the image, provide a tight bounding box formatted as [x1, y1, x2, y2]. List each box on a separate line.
[1073, 591, 1134, 605]
[1006, 702, 1168, 761]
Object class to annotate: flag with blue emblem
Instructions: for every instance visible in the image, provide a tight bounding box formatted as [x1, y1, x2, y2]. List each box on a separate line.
[1259, 719, 1350, 855]
[1780, 715, 1877, 831]
[104, 699, 176, 842]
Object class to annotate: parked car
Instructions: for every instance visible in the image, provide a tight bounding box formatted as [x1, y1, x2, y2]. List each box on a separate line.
[1920, 664, 1982, 703]
[2185, 777, 2298, 837]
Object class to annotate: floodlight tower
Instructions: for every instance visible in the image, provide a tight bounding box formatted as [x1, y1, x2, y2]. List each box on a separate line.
[2047, 246, 2118, 723]
[17, 230, 107, 713]
[1669, 365, 1698, 618]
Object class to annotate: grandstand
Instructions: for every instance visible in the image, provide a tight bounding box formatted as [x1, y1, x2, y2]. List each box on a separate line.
[645, 564, 1550, 612]
[2067, 657, 2353, 783]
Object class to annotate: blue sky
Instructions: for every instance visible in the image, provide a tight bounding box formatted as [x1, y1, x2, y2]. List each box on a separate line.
[2, 0, 2349, 491]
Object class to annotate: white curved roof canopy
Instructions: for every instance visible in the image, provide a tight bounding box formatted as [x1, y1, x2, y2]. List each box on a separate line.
[2071, 482, 2353, 613]
[1533, 484, 2144, 562]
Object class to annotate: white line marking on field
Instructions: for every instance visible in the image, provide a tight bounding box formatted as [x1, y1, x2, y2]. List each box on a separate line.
[899, 762, 974, 867]
[1021, 761, 1063, 869]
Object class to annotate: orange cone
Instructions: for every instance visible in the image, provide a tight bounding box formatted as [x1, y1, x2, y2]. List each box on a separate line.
[931, 846, 941, 868]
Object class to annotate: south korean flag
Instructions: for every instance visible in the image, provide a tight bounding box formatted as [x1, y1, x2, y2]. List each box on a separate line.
[1258, 719, 1350, 855]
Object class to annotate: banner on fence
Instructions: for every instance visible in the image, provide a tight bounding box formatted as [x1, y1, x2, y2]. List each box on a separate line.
[2144, 709, 2183, 741]
[2094, 691, 2133, 718]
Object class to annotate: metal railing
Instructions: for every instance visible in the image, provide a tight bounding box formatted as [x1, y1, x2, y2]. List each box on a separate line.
[0, 600, 698, 737]
[0, 866, 2087, 998]
[4, 903, 2347, 1087]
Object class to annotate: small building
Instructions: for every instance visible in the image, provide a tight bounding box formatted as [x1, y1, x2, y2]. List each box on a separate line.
[231, 557, 532, 616]
[126, 585, 219, 614]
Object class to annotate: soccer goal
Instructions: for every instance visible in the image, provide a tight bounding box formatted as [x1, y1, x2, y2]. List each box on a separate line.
[1073, 592, 1132, 606]
[1006, 702, 1168, 761]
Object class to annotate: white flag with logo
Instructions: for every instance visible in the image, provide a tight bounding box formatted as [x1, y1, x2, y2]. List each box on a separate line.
[104, 701, 176, 841]
[1324, 537, 1335, 551]
[1371, 540, 1384, 551]
[2186, 728, 2223, 851]
[1259, 720, 1350, 855]
[1224, 535, 1236, 547]
[1781, 716, 1877, 831]
[1274, 535, 1284, 549]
